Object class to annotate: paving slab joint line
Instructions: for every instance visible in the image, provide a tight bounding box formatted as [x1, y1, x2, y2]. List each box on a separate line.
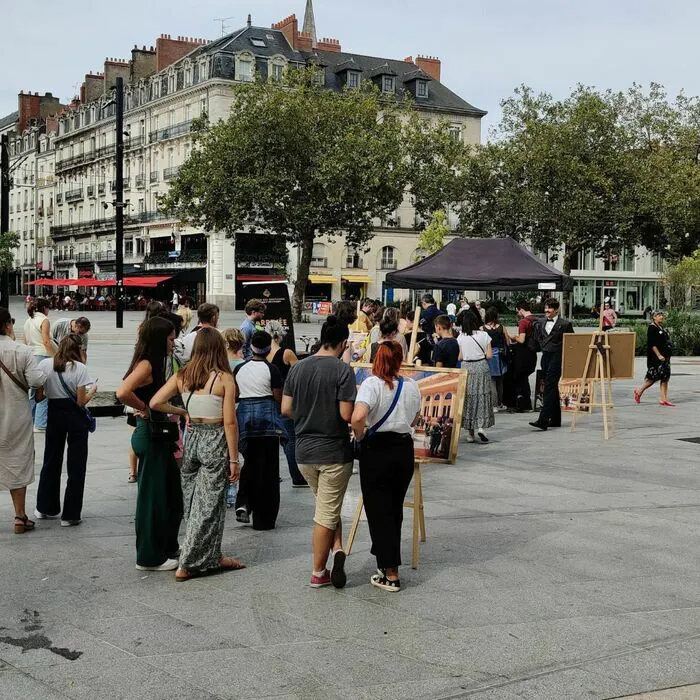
[433, 629, 700, 699]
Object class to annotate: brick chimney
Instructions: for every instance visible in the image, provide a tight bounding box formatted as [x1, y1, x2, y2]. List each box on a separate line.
[272, 15, 299, 50]
[17, 91, 41, 132]
[82, 72, 105, 103]
[155, 35, 207, 72]
[415, 55, 441, 81]
[131, 45, 157, 81]
[103, 58, 131, 92]
[39, 92, 61, 118]
[272, 15, 341, 52]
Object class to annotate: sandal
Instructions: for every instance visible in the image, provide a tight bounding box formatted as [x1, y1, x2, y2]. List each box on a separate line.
[633, 389, 641, 404]
[14, 515, 35, 534]
[370, 573, 400, 592]
[175, 567, 195, 583]
[219, 556, 246, 572]
[128, 474, 137, 483]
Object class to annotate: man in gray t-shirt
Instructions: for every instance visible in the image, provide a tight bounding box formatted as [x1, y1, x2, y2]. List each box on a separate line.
[52, 317, 90, 363]
[282, 322, 356, 590]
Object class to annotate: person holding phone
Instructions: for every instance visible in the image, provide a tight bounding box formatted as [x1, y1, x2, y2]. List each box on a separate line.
[34, 335, 97, 527]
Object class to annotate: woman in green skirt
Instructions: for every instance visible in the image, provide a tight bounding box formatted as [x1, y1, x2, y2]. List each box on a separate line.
[117, 317, 183, 571]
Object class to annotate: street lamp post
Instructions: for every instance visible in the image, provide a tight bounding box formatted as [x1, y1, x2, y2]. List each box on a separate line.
[115, 77, 124, 329]
[1, 134, 10, 309]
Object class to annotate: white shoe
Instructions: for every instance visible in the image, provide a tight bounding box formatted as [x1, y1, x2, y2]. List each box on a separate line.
[477, 429, 489, 443]
[34, 509, 58, 520]
[60, 519, 82, 527]
[135, 558, 179, 572]
[493, 406, 499, 413]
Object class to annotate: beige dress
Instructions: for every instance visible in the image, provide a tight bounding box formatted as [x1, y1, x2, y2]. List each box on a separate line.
[0, 336, 47, 490]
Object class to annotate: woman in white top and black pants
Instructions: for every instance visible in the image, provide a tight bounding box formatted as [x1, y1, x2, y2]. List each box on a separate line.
[35, 335, 97, 526]
[457, 310, 495, 443]
[351, 341, 422, 592]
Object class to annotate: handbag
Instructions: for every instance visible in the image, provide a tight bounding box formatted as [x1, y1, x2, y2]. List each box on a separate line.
[352, 377, 404, 459]
[0, 359, 29, 393]
[148, 417, 180, 443]
[57, 372, 97, 433]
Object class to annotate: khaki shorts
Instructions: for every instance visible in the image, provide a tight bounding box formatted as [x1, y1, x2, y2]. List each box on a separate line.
[298, 462, 353, 531]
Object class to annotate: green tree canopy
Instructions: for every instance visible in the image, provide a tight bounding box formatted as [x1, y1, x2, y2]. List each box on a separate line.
[162, 69, 461, 319]
[0, 231, 19, 272]
[418, 210, 450, 256]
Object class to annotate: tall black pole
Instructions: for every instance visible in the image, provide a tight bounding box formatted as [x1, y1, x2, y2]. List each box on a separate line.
[0, 134, 10, 310]
[115, 77, 124, 328]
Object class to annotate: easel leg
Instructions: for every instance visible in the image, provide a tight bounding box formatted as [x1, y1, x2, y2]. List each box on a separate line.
[599, 352, 609, 440]
[345, 495, 364, 557]
[415, 464, 426, 543]
[411, 462, 425, 569]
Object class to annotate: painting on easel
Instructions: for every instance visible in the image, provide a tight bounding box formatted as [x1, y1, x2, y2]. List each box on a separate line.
[352, 364, 467, 464]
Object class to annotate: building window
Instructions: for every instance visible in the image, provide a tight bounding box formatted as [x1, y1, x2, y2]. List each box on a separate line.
[271, 63, 284, 82]
[382, 76, 395, 93]
[348, 71, 360, 89]
[650, 252, 664, 273]
[417, 80, 428, 98]
[238, 59, 253, 82]
[380, 246, 397, 270]
[345, 247, 364, 269]
[576, 248, 595, 271]
[604, 248, 635, 272]
[448, 124, 462, 142]
[311, 243, 327, 268]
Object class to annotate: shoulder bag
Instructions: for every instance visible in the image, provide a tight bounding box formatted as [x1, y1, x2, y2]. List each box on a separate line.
[353, 377, 404, 459]
[0, 358, 29, 393]
[148, 386, 192, 444]
[57, 372, 97, 433]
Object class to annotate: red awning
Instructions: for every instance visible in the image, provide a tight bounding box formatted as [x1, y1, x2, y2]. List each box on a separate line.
[237, 274, 286, 282]
[123, 276, 172, 288]
[26, 279, 84, 286]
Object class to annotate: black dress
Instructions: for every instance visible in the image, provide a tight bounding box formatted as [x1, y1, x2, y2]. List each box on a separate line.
[645, 323, 672, 382]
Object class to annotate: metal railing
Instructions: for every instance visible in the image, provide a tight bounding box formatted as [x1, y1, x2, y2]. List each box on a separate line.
[65, 188, 83, 202]
[163, 167, 180, 181]
[135, 175, 146, 188]
[149, 120, 193, 144]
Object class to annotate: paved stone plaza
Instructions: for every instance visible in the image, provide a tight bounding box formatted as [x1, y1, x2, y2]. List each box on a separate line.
[2, 300, 700, 699]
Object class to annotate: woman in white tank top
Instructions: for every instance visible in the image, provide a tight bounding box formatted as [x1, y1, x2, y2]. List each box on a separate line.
[23, 299, 55, 432]
[150, 328, 245, 582]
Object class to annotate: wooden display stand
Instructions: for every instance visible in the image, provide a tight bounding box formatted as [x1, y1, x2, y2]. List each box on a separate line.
[570, 329, 615, 439]
[345, 462, 426, 569]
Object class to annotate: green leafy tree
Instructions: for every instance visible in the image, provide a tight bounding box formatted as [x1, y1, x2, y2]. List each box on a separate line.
[665, 251, 700, 309]
[162, 69, 466, 320]
[0, 230, 19, 273]
[419, 209, 449, 255]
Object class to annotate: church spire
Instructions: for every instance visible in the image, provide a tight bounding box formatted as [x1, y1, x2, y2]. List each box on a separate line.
[302, 0, 318, 48]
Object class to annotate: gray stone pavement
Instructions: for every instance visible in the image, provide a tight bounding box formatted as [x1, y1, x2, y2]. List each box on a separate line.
[2, 298, 700, 699]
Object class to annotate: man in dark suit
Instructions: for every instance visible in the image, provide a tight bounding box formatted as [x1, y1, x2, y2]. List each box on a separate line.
[530, 298, 574, 431]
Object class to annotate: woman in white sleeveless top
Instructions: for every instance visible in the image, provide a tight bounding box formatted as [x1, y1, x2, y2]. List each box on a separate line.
[23, 299, 56, 432]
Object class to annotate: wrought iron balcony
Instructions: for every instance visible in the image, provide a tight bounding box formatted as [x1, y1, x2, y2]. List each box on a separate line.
[163, 167, 180, 181]
[149, 120, 193, 144]
[65, 188, 84, 203]
[135, 175, 146, 188]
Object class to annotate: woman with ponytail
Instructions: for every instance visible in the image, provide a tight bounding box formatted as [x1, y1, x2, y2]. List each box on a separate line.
[351, 342, 421, 592]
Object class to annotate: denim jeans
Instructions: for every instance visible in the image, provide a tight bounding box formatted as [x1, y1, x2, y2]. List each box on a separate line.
[29, 354, 50, 429]
[281, 416, 306, 486]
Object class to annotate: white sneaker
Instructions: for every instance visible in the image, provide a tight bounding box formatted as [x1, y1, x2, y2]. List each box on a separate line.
[135, 558, 179, 572]
[34, 509, 58, 520]
[60, 519, 82, 527]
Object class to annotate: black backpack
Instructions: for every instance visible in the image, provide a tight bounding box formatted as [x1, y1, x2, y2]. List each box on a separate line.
[525, 317, 541, 353]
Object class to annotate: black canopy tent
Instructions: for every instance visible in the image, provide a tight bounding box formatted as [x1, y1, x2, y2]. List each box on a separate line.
[385, 237, 573, 292]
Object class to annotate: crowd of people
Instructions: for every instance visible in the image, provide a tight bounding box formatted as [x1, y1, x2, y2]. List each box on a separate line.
[0, 294, 676, 592]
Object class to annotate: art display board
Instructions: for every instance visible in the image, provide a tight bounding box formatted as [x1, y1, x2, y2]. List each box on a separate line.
[241, 281, 296, 353]
[352, 363, 467, 465]
[561, 332, 636, 380]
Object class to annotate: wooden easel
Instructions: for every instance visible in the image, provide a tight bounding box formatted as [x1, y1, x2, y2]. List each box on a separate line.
[570, 316, 615, 440]
[345, 461, 426, 569]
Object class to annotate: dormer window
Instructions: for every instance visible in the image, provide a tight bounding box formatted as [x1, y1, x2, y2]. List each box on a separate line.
[382, 76, 395, 93]
[348, 71, 360, 89]
[417, 80, 428, 98]
[271, 63, 284, 81]
[237, 53, 254, 82]
[250, 38, 267, 48]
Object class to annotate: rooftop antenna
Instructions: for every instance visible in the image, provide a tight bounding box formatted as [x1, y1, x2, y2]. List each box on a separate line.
[213, 16, 235, 37]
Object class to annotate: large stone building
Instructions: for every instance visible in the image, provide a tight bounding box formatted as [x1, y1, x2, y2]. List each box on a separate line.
[0, 2, 665, 314]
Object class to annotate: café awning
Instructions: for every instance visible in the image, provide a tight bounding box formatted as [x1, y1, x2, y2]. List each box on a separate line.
[342, 274, 372, 284]
[308, 275, 337, 284]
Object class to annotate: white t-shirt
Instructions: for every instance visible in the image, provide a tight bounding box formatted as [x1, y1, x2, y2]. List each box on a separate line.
[233, 359, 282, 399]
[458, 330, 491, 361]
[37, 358, 91, 399]
[356, 376, 421, 435]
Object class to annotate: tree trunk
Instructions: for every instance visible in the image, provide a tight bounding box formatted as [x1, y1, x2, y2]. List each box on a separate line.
[292, 233, 314, 323]
[563, 248, 576, 318]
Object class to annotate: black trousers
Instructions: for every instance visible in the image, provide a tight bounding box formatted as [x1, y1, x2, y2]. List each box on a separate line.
[235, 436, 280, 530]
[359, 432, 414, 570]
[36, 399, 89, 521]
[537, 351, 562, 427]
[514, 348, 537, 411]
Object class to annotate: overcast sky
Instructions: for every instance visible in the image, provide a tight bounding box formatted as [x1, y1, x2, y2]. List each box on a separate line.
[2, 0, 699, 138]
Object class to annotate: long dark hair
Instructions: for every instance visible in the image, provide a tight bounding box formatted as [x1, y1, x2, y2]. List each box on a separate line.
[54, 334, 83, 372]
[27, 299, 50, 318]
[124, 317, 174, 388]
[460, 310, 482, 336]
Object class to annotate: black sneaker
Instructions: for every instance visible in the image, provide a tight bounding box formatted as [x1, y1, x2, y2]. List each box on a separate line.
[331, 550, 347, 589]
[235, 507, 250, 524]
